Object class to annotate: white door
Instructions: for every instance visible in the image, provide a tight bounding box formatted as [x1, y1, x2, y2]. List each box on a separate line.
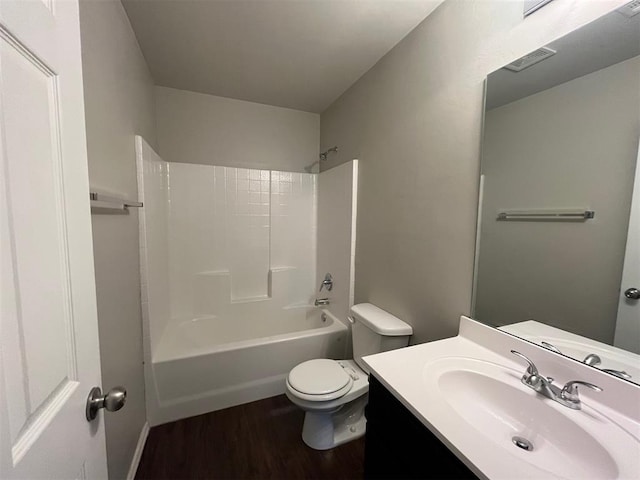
[0, 0, 108, 478]
[614, 138, 640, 354]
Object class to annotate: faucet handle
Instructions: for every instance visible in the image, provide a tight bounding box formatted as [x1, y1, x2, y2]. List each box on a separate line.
[319, 273, 333, 292]
[560, 380, 602, 405]
[541, 341, 562, 354]
[511, 350, 540, 384]
[602, 369, 631, 379]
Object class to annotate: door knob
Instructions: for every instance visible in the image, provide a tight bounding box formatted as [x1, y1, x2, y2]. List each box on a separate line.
[624, 287, 640, 300]
[86, 386, 127, 421]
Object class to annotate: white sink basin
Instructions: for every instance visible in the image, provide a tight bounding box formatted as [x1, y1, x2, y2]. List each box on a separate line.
[422, 358, 639, 480]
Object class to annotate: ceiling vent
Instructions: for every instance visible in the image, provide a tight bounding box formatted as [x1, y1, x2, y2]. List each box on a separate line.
[503, 47, 557, 72]
[617, 0, 640, 17]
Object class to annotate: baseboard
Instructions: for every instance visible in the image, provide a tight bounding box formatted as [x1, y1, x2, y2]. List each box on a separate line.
[126, 421, 150, 480]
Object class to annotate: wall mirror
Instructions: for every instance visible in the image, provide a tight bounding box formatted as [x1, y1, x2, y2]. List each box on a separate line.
[473, 5, 640, 385]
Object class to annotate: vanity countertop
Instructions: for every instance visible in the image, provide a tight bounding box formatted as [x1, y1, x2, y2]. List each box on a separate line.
[362, 316, 640, 480]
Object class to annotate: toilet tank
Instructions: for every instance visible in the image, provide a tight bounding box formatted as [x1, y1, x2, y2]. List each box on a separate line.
[350, 303, 412, 373]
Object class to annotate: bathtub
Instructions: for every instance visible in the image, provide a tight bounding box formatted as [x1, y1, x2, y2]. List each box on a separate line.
[147, 308, 348, 425]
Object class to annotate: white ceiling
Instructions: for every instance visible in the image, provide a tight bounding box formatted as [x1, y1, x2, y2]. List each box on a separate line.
[121, 0, 444, 113]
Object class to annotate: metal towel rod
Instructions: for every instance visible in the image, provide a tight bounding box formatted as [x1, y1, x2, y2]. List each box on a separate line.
[90, 191, 142, 213]
[497, 209, 595, 221]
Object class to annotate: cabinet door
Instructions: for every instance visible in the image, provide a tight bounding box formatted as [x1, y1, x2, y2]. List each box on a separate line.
[365, 375, 476, 480]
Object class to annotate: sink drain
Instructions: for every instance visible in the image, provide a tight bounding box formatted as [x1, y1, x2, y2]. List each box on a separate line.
[512, 436, 534, 451]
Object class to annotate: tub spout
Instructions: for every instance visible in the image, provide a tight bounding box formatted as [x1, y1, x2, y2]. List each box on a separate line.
[314, 298, 330, 306]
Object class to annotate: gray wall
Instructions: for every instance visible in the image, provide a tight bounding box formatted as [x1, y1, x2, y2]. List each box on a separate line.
[79, 1, 157, 478]
[319, 0, 624, 344]
[475, 56, 640, 343]
[155, 86, 320, 172]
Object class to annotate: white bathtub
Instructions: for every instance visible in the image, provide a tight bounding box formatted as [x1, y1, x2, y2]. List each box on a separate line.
[147, 308, 348, 425]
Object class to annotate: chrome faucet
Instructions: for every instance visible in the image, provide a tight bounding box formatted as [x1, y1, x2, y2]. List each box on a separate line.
[583, 353, 601, 366]
[314, 298, 330, 306]
[319, 273, 333, 292]
[582, 353, 631, 379]
[511, 350, 602, 410]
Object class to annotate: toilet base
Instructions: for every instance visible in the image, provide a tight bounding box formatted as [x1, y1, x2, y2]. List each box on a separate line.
[301, 395, 367, 450]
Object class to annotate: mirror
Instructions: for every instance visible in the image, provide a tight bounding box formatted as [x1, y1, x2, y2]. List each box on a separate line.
[473, 5, 640, 385]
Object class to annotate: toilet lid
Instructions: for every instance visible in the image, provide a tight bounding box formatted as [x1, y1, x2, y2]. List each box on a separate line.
[288, 359, 352, 398]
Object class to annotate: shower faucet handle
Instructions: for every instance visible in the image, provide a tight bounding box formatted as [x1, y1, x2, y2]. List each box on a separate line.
[319, 273, 333, 292]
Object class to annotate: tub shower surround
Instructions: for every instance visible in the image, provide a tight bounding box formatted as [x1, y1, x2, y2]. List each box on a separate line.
[167, 164, 317, 318]
[135, 136, 348, 425]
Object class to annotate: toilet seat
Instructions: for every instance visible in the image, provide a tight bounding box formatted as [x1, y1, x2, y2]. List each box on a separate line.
[287, 359, 354, 401]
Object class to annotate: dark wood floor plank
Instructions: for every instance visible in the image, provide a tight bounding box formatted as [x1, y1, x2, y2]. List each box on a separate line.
[135, 395, 365, 480]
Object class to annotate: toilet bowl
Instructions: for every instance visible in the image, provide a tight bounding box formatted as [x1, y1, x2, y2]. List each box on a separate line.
[286, 359, 368, 449]
[286, 303, 412, 450]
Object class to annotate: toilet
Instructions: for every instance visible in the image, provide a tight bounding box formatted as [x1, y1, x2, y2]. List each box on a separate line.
[285, 303, 412, 450]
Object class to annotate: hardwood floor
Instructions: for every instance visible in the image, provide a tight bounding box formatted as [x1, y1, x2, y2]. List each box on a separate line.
[135, 395, 365, 480]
